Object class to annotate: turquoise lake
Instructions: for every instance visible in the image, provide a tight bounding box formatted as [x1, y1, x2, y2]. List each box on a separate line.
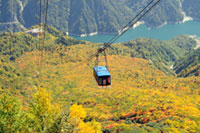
[72, 20, 200, 43]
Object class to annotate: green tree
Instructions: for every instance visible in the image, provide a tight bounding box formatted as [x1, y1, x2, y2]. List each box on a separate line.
[0, 93, 23, 132]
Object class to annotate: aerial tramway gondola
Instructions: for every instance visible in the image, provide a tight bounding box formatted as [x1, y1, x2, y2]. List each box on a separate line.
[93, 66, 111, 86]
[93, 0, 161, 86]
[93, 47, 111, 86]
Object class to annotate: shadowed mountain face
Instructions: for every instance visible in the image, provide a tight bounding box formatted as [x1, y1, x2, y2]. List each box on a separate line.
[0, 0, 200, 35]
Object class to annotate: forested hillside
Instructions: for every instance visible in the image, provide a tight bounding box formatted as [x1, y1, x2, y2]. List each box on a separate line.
[0, 0, 200, 35]
[174, 48, 200, 77]
[117, 35, 196, 75]
[0, 27, 197, 76]
[0, 27, 200, 132]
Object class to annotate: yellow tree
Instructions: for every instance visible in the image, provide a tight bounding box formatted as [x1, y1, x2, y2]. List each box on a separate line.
[69, 103, 102, 133]
[29, 88, 60, 132]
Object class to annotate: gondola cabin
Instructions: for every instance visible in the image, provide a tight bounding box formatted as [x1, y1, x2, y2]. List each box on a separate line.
[93, 66, 111, 86]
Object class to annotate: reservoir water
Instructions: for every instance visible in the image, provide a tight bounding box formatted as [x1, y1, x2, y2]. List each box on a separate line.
[72, 20, 200, 43]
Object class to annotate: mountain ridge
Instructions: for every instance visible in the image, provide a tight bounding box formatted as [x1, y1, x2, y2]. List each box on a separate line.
[0, 0, 200, 35]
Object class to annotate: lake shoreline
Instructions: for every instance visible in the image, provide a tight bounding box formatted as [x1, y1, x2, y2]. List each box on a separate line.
[70, 18, 200, 38]
[189, 35, 200, 50]
[70, 18, 196, 38]
[71, 20, 200, 43]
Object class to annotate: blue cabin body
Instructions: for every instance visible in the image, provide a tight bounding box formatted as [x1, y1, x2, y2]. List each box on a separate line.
[93, 66, 111, 86]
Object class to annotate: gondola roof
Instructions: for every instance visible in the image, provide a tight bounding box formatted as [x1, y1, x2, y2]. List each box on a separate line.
[93, 66, 110, 77]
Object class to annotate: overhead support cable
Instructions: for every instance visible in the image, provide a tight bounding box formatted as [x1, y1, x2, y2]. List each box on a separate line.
[38, 0, 49, 77]
[89, 0, 161, 61]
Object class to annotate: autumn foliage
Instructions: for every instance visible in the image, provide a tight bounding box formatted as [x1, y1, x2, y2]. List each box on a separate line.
[0, 30, 200, 132]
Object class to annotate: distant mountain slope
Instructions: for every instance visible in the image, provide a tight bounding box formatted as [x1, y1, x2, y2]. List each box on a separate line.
[109, 35, 196, 75]
[0, 26, 197, 77]
[174, 48, 200, 77]
[0, 0, 200, 35]
[0, 25, 85, 61]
